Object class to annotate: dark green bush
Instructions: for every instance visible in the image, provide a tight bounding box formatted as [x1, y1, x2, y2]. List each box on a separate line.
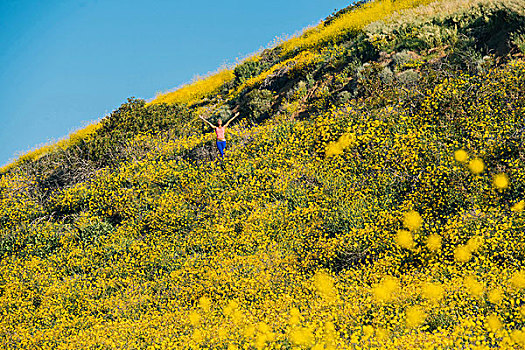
[512, 32, 525, 53]
[78, 98, 191, 167]
[458, 7, 525, 56]
[233, 54, 277, 86]
[234, 61, 261, 84]
[0, 224, 64, 259]
[75, 221, 114, 247]
[397, 69, 420, 86]
[239, 89, 274, 122]
[213, 105, 232, 123]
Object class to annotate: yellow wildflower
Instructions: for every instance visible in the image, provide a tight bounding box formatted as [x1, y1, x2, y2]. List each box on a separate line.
[403, 210, 423, 231]
[485, 314, 502, 332]
[426, 234, 442, 251]
[422, 282, 444, 302]
[468, 158, 485, 174]
[405, 306, 426, 328]
[493, 173, 509, 190]
[511, 200, 524, 212]
[454, 149, 468, 162]
[454, 245, 471, 263]
[396, 229, 415, 249]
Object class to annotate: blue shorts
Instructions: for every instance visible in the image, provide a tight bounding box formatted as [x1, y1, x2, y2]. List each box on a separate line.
[217, 140, 226, 157]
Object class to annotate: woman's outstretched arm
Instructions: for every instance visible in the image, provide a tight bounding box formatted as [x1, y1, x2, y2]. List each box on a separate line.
[224, 112, 240, 128]
[199, 115, 216, 128]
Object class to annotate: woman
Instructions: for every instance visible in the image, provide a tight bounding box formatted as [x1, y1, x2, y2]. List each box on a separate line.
[199, 112, 239, 158]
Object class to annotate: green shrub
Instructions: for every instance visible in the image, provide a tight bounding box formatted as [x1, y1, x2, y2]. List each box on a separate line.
[285, 81, 308, 101]
[75, 221, 114, 247]
[336, 91, 352, 105]
[512, 32, 525, 53]
[379, 66, 394, 84]
[447, 41, 484, 73]
[234, 60, 261, 85]
[240, 89, 274, 122]
[233, 53, 278, 87]
[211, 105, 232, 124]
[392, 50, 416, 69]
[397, 69, 420, 86]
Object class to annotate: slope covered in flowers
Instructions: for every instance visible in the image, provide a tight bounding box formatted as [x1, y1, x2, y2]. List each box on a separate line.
[1, 0, 525, 348]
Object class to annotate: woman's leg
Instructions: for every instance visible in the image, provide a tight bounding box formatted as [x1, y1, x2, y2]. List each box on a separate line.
[217, 141, 226, 158]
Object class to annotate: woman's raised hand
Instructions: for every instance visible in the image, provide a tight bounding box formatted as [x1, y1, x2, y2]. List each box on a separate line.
[199, 115, 216, 128]
[225, 112, 240, 127]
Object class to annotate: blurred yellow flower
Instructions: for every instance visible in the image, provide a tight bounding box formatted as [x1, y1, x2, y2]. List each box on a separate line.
[485, 314, 502, 332]
[468, 158, 485, 174]
[511, 200, 524, 212]
[324, 321, 335, 333]
[363, 325, 374, 339]
[313, 271, 337, 300]
[199, 296, 212, 312]
[511, 271, 525, 289]
[231, 309, 244, 324]
[466, 236, 483, 252]
[426, 234, 442, 251]
[258, 322, 271, 334]
[403, 210, 423, 231]
[454, 245, 471, 263]
[325, 132, 356, 157]
[454, 149, 468, 162]
[405, 306, 426, 328]
[223, 300, 239, 316]
[290, 327, 314, 346]
[487, 288, 504, 305]
[373, 276, 399, 302]
[493, 173, 509, 190]
[464, 275, 484, 298]
[511, 329, 525, 345]
[244, 325, 256, 338]
[312, 343, 325, 350]
[193, 329, 204, 343]
[396, 229, 415, 249]
[289, 307, 301, 325]
[325, 142, 344, 157]
[189, 311, 201, 326]
[422, 282, 444, 302]
[376, 327, 389, 342]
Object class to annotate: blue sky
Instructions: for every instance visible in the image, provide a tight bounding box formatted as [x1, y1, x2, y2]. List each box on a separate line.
[0, 0, 352, 166]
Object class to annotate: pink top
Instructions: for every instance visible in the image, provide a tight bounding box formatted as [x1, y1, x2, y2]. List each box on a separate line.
[215, 126, 226, 140]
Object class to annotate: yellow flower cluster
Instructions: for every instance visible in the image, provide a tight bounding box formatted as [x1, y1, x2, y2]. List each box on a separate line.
[148, 69, 235, 106]
[0, 0, 524, 348]
[0, 122, 102, 174]
[281, 0, 436, 54]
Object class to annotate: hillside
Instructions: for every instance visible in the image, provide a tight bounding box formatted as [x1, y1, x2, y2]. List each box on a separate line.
[1, 0, 525, 348]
